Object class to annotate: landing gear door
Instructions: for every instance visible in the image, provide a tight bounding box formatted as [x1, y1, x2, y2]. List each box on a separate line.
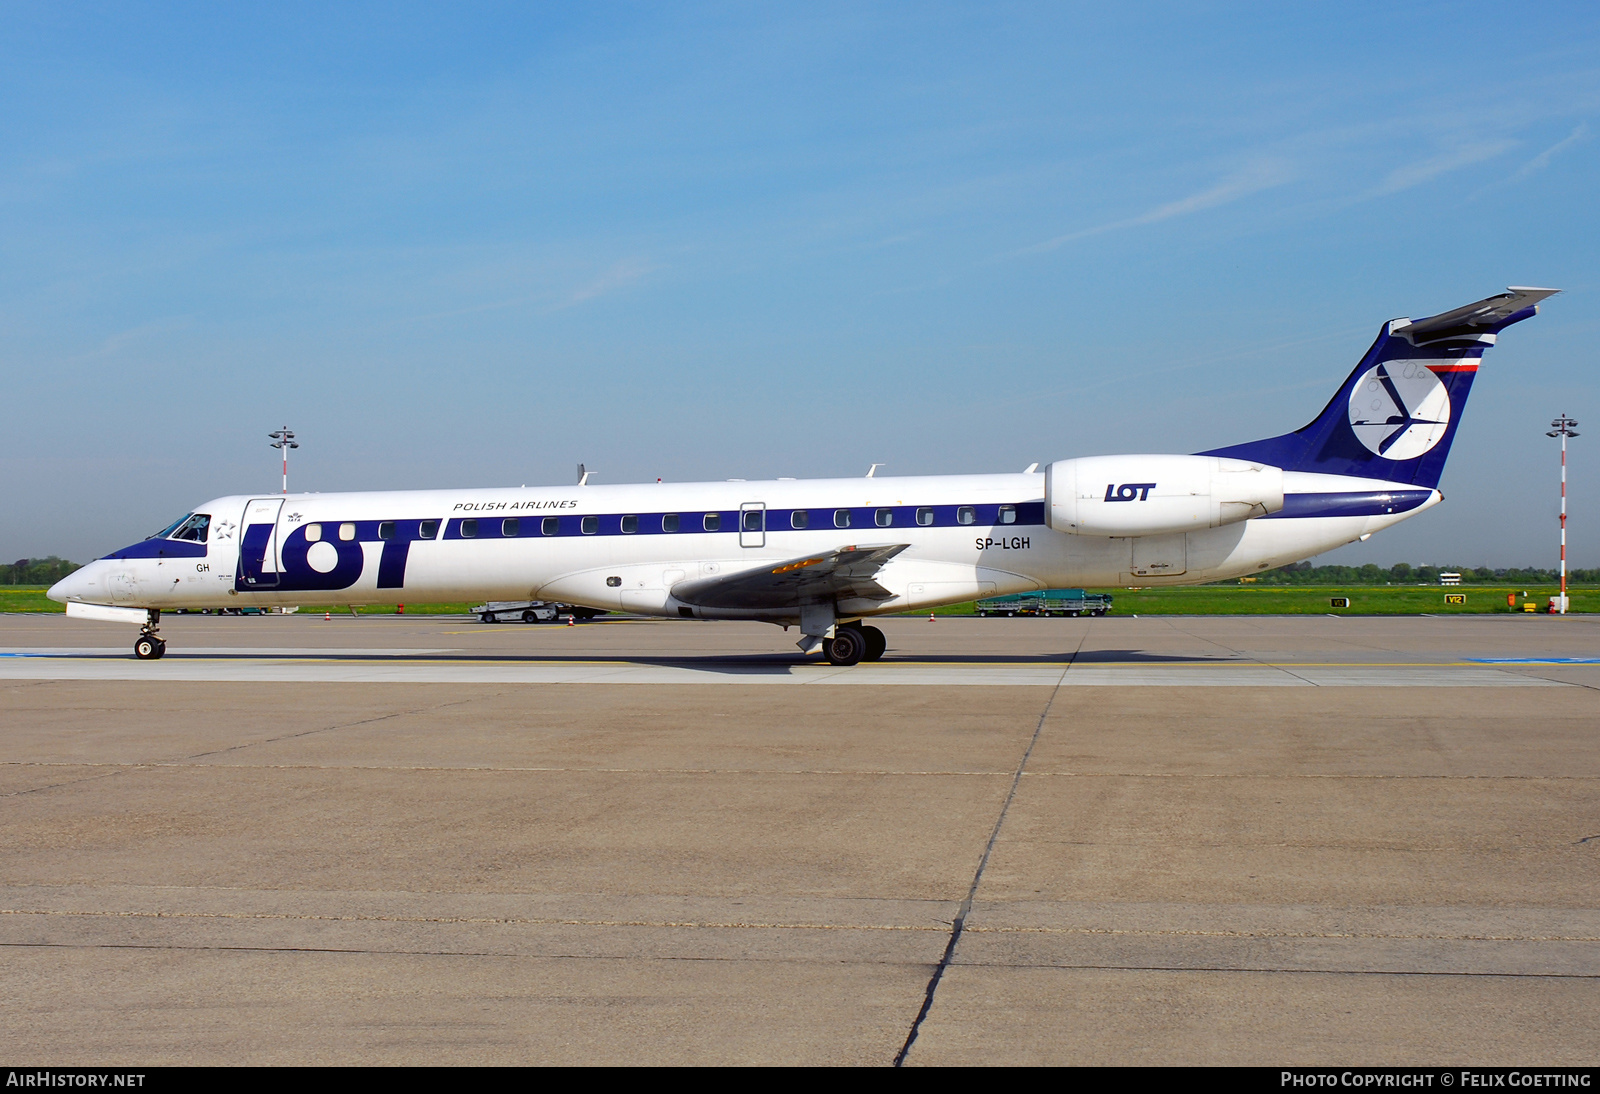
[739, 502, 766, 548]
[238, 498, 284, 589]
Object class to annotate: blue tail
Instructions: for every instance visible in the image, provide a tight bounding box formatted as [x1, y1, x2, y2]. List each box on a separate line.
[1202, 287, 1557, 488]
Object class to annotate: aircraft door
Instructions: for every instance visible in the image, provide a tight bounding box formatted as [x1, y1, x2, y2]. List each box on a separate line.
[238, 498, 285, 589]
[739, 502, 766, 548]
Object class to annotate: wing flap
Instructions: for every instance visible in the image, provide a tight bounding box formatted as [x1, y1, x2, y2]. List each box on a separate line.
[672, 544, 911, 610]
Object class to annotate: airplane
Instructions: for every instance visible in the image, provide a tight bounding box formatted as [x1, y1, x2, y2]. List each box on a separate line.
[49, 287, 1558, 665]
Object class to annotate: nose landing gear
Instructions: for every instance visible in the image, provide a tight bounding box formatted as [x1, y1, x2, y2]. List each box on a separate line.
[134, 610, 166, 660]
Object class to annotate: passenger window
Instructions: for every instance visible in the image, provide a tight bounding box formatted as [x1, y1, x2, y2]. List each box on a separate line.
[742, 510, 763, 532]
[791, 510, 808, 529]
[541, 517, 559, 536]
[581, 515, 598, 535]
[305, 523, 322, 542]
[663, 513, 680, 532]
[875, 508, 892, 528]
[834, 509, 851, 528]
[460, 519, 477, 538]
[340, 522, 357, 541]
[916, 508, 934, 526]
[503, 518, 519, 537]
[703, 513, 721, 532]
[420, 520, 438, 539]
[957, 507, 975, 526]
[379, 522, 395, 540]
[999, 505, 1016, 524]
[621, 515, 638, 534]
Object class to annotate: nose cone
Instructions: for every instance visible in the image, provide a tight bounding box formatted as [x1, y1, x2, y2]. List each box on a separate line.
[48, 562, 104, 604]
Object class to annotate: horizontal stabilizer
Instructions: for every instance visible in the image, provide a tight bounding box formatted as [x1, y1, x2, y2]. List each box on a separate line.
[672, 543, 910, 610]
[1399, 286, 1560, 344]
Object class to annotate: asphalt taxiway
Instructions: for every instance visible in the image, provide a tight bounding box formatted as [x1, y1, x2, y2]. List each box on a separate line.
[1, 612, 1596, 1064]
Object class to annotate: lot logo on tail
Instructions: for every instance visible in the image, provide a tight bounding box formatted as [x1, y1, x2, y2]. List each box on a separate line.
[1347, 360, 1452, 460]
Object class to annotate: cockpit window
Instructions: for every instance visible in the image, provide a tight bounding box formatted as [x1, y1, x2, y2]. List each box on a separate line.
[150, 515, 192, 540]
[170, 514, 211, 543]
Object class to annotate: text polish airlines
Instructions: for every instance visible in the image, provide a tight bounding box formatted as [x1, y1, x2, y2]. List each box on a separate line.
[50, 288, 1556, 664]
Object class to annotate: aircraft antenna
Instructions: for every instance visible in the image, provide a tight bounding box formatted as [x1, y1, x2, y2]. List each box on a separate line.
[1546, 414, 1580, 614]
[268, 428, 299, 495]
[866, 463, 883, 478]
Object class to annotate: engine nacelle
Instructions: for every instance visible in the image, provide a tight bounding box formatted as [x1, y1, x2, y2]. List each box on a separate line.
[1044, 455, 1284, 536]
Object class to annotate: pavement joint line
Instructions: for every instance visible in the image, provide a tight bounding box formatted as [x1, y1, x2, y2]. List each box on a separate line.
[5, 908, 1594, 942]
[3, 761, 1595, 779]
[0, 908, 949, 931]
[0, 940, 942, 964]
[894, 635, 1078, 1067]
[940, 960, 1600, 980]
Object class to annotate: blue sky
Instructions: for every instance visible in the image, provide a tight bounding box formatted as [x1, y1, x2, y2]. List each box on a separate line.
[3, 2, 1597, 567]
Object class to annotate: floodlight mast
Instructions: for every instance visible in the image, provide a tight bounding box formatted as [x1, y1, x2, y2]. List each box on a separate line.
[1546, 415, 1579, 615]
[268, 428, 299, 495]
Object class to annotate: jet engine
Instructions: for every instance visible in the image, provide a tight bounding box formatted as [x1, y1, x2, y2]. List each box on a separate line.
[1044, 455, 1284, 536]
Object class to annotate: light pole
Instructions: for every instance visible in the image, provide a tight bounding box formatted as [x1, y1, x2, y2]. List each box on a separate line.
[268, 428, 299, 494]
[1546, 414, 1579, 614]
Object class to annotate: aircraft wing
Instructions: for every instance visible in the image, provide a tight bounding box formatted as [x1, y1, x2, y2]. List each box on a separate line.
[1402, 286, 1560, 342]
[671, 543, 911, 610]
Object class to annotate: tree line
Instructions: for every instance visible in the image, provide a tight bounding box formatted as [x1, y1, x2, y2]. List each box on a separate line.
[3, 557, 81, 585]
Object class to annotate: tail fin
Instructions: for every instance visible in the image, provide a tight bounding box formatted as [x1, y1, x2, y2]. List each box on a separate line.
[1202, 287, 1558, 488]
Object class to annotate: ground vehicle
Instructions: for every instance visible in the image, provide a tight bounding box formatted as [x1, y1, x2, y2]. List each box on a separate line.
[472, 601, 603, 623]
[975, 589, 1113, 617]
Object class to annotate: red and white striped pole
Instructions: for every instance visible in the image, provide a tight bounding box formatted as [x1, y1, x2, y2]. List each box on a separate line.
[1547, 414, 1579, 615]
[268, 428, 299, 495]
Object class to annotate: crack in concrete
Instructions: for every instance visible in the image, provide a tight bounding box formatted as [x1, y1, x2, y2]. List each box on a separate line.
[893, 629, 1083, 1066]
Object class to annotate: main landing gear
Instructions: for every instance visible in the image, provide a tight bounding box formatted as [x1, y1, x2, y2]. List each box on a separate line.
[823, 622, 886, 666]
[134, 610, 166, 660]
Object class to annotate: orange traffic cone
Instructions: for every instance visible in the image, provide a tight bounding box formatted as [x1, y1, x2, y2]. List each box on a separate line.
[324, 612, 330, 621]
[566, 615, 574, 627]
[929, 612, 936, 622]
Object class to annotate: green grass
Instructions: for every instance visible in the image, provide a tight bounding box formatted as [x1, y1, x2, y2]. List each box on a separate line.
[0, 587, 61, 612]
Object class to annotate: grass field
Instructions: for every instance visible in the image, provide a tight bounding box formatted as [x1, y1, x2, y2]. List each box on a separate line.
[6, 584, 1592, 616]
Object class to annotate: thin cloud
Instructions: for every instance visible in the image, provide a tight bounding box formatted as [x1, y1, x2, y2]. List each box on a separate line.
[1507, 122, 1589, 182]
[1014, 160, 1294, 256]
[559, 256, 660, 308]
[1376, 140, 1516, 194]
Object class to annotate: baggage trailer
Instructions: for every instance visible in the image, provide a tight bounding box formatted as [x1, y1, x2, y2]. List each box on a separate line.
[472, 601, 602, 623]
[975, 589, 1113, 617]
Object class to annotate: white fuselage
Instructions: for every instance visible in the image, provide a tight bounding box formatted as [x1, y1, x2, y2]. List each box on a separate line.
[52, 469, 1439, 622]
